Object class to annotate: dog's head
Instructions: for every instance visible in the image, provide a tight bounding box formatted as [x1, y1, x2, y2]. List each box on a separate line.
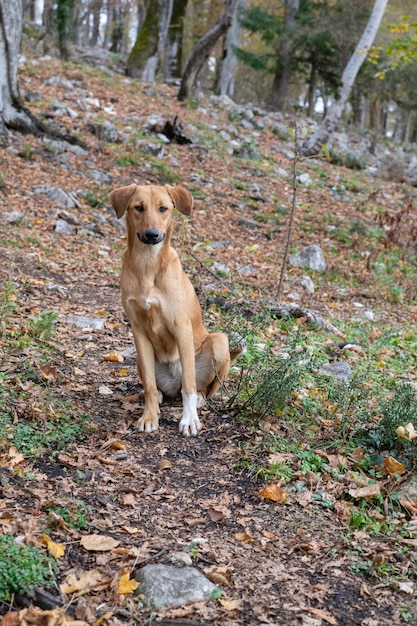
[109, 184, 193, 246]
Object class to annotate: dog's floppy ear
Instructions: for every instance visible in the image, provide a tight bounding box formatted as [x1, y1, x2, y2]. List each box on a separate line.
[109, 184, 137, 219]
[166, 185, 193, 216]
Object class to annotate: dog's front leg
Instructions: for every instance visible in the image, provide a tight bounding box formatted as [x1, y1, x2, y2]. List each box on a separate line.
[177, 327, 201, 437]
[133, 333, 160, 432]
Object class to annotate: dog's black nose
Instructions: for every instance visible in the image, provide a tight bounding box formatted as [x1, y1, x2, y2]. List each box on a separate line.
[142, 229, 161, 244]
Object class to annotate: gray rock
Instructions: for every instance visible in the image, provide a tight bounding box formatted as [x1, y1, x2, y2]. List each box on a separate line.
[395, 474, 417, 501]
[85, 169, 113, 185]
[297, 172, 311, 186]
[120, 346, 137, 359]
[237, 216, 261, 230]
[96, 121, 118, 143]
[2, 211, 23, 224]
[296, 276, 315, 294]
[65, 315, 106, 330]
[212, 262, 230, 275]
[57, 210, 80, 226]
[319, 361, 352, 382]
[237, 265, 255, 276]
[34, 186, 81, 209]
[135, 564, 216, 609]
[289, 244, 326, 273]
[55, 219, 74, 234]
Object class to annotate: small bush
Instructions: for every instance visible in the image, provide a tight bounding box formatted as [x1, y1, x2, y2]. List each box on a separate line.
[0, 534, 57, 601]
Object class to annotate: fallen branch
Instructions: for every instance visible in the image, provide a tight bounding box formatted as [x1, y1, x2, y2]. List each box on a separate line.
[270, 303, 343, 336]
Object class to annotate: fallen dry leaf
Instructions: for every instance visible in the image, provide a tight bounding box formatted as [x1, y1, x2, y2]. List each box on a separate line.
[39, 363, 60, 381]
[207, 506, 225, 522]
[120, 493, 137, 507]
[60, 569, 111, 595]
[117, 572, 140, 595]
[259, 484, 289, 503]
[398, 581, 414, 595]
[80, 534, 120, 551]
[399, 500, 417, 514]
[0, 446, 25, 469]
[306, 606, 338, 625]
[102, 350, 124, 362]
[206, 566, 232, 586]
[40, 533, 65, 558]
[383, 456, 405, 476]
[348, 484, 381, 499]
[396, 422, 417, 441]
[235, 530, 254, 544]
[159, 459, 173, 470]
[219, 598, 243, 611]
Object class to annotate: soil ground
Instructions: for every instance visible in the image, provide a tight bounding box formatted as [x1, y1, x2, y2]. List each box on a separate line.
[1, 58, 417, 625]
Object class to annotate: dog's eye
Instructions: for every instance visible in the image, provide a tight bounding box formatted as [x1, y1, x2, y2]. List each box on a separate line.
[134, 204, 145, 213]
[159, 206, 168, 213]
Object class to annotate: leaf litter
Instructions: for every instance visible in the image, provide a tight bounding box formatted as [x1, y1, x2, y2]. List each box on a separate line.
[0, 57, 416, 625]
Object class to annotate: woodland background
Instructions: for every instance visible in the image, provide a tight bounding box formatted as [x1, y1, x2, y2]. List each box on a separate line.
[21, 0, 417, 142]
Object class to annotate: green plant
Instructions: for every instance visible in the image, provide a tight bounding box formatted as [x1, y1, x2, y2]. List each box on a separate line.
[0, 534, 58, 601]
[84, 187, 109, 209]
[18, 143, 35, 160]
[27, 310, 58, 342]
[47, 499, 90, 530]
[328, 149, 366, 170]
[375, 384, 417, 459]
[210, 587, 223, 600]
[0, 279, 17, 335]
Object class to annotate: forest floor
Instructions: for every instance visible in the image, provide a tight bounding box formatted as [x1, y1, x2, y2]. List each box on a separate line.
[1, 57, 417, 626]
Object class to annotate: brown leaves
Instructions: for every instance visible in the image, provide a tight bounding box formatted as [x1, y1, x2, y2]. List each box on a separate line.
[0, 446, 24, 469]
[60, 569, 111, 595]
[259, 484, 289, 503]
[80, 534, 120, 551]
[348, 484, 381, 499]
[383, 456, 405, 476]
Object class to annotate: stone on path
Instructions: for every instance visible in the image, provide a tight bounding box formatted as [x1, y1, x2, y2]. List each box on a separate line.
[135, 564, 216, 609]
[289, 244, 326, 272]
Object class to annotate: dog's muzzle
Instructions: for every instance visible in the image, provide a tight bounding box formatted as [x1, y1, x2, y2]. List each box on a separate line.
[138, 229, 165, 245]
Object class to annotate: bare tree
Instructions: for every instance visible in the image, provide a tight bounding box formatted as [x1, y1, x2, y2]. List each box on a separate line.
[0, 0, 85, 143]
[300, 0, 390, 156]
[164, 0, 189, 81]
[216, 0, 245, 97]
[126, 0, 173, 80]
[0, 0, 34, 134]
[177, 0, 239, 101]
[267, 0, 299, 111]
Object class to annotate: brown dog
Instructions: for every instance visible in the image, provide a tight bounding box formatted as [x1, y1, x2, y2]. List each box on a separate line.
[110, 183, 240, 436]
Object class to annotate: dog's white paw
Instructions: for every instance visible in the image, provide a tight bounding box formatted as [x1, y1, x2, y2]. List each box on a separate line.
[180, 390, 201, 437]
[179, 414, 201, 437]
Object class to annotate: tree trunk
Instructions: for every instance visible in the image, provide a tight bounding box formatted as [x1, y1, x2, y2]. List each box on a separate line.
[306, 60, 317, 118]
[90, 0, 102, 47]
[0, 0, 87, 144]
[300, 0, 389, 156]
[0, 0, 32, 134]
[177, 0, 238, 101]
[126, 0, 173, 80]
[266, 0, 299, 111]
[164, 0, 188, 81]
[215, 0, 245, 97]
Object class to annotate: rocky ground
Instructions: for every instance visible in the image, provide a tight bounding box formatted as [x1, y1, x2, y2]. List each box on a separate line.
[1, 55, 417, 625]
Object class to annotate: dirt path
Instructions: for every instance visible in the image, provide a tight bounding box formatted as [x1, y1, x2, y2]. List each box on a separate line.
[1, 57, 417, 625]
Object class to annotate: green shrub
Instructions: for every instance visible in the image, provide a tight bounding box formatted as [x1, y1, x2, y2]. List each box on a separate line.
[0, 534, 58, 601]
